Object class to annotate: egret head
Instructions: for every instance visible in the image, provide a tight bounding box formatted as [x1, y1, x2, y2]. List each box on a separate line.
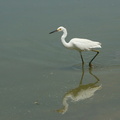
[49, 26, 65, 34]
[57, 26, 65, 32]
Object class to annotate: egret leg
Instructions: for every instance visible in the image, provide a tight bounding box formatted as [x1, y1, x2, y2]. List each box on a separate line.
[79, 52, 84, 65]
[89, 50, 99, 67]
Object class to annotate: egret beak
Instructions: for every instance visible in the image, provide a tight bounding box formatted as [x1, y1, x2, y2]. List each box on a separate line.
[49, 30, 58, 34]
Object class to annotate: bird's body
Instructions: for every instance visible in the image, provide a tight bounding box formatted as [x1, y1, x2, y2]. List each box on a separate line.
[49, 26, 102, 67]
[66, 38, 101, 51]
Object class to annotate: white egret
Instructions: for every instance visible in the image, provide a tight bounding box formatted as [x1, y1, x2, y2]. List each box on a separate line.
[49, 26, 102, 67]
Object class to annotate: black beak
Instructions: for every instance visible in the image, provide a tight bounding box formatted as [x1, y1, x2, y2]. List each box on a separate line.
[49, 30, 58, 34]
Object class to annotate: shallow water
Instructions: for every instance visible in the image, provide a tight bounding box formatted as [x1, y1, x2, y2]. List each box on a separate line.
[0, 0, 120, 120]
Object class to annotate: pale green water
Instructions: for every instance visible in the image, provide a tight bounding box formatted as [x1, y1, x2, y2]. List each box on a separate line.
[0, 0, 120, 120]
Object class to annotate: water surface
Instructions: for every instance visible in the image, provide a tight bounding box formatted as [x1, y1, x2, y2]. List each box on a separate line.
[0, 0, 120, 120]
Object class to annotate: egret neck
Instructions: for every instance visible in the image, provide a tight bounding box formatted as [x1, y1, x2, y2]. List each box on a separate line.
[61, 28, 71, 48]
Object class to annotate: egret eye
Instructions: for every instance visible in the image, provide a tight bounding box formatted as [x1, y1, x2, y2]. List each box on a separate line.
[58, 28, 62, 31]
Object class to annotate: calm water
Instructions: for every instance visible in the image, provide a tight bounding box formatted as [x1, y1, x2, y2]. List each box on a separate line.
[0, 0, 120, 120]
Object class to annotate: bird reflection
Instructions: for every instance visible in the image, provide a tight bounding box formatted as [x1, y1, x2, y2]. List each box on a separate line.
[56, 65, 102, 114]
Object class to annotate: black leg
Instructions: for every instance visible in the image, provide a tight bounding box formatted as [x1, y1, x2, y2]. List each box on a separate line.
[79, 52, 84, 65]
[89, 50, 99, 67]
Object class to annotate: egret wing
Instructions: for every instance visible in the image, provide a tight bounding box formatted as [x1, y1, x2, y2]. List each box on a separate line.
[70, 38, 101, 51]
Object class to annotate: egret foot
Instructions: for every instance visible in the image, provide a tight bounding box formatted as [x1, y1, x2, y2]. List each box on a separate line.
[82, 62, 84, 65]
[89, 63, 93, 68]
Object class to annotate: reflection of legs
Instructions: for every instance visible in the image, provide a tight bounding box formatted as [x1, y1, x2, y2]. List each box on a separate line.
[79, 52, 84, 65]
[89, 67, 100, 82]
[89, 50, 99, 67]
[79, 63, 84, 85]
[80, 64, 100, 85]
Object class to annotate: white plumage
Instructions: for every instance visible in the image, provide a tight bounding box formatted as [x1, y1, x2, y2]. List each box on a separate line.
[69, 38, 101, 51]
[49, 26, 102, 67]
